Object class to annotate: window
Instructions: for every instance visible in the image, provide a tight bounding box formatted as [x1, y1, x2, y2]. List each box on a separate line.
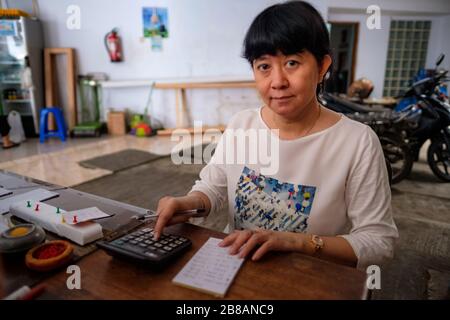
[383, 20, 431, 97]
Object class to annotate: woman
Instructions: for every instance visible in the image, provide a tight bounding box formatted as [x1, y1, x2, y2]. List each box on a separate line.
[154, 0, 398, 269]
[0, 115, 20, 149]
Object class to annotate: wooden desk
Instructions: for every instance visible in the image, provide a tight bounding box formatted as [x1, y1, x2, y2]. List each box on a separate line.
[0, 172, 368, 300]
[40, 222, 368, 300]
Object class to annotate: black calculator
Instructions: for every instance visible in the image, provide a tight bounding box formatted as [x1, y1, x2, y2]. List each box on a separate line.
[96, 226, 192, 266]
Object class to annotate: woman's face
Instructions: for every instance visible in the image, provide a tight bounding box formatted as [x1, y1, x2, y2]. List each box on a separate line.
[253, 50, 331, 119]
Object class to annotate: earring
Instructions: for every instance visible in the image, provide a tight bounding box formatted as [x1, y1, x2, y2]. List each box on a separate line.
[318, 80, 324, 95]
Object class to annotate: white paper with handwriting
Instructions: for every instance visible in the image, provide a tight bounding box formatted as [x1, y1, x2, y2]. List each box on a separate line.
[172, 237, 244, 297]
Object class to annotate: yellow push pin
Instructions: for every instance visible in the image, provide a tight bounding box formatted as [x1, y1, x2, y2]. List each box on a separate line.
[61, 215, 66, 224]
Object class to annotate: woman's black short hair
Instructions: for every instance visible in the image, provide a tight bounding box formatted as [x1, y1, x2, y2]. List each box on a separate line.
[243, 1, 331, 69]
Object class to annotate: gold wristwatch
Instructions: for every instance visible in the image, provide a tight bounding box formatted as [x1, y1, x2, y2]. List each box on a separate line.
[310, 235, 324, 254]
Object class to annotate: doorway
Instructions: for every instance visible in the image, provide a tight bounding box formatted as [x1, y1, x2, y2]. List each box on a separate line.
[326, 22, 359, 94]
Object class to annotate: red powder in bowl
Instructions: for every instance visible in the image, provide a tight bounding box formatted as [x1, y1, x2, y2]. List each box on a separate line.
[33, 243, 67, 260]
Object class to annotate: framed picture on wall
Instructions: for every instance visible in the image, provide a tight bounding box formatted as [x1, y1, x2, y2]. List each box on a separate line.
[143, 7, 169, 38]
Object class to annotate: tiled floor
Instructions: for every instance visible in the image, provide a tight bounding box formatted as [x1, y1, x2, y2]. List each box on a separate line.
[0, 135, 198, 187]
[0, 136, 104, 164]
[0, 133, 432, 189]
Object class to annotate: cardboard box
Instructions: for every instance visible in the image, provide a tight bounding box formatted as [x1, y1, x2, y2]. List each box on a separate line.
[107, 111, 126, 135]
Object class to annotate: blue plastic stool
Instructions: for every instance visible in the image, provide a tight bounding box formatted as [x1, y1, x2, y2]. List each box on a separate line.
[39, 107, 67, 143]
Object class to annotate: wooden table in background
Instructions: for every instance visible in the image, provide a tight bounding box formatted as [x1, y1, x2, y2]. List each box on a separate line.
[100, 77, 257, 136]
[154, 80, 256, 136]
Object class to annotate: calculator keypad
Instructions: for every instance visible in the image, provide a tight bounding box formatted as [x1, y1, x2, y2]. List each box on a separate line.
[106, 227, 191, 264]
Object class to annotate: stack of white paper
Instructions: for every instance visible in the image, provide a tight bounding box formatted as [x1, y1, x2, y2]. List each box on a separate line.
[173, 237, 245, 297]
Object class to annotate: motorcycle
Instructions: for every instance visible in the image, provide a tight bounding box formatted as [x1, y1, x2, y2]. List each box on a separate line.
[320, 89, 413, 184]
[320, 54, 450, 183]
[320, 91, 391, 115]
[396, 54, 450, 181]
[342, 106, 416, 184]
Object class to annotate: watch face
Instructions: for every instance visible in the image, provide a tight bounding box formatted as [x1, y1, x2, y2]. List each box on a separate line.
[312, 235, 323, 247]
[318, 238, 324, 246]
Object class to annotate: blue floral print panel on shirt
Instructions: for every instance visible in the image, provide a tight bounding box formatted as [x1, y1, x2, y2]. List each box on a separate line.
[234, 166, 317, 233]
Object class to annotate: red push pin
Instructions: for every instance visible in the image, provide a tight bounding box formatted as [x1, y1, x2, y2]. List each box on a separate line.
[35, 204, 40, 212]
[73, 215, 78, 224]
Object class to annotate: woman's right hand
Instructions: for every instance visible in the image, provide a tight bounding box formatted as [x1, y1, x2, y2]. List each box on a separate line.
[153, 192, 210, 240]
[153, 196, 191, 240]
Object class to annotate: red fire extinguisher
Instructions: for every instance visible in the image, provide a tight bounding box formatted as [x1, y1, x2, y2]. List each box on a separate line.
[104, 28, 123, 62]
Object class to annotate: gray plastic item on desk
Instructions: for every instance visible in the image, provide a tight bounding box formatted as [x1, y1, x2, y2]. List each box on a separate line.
[0, 224, 46, 254]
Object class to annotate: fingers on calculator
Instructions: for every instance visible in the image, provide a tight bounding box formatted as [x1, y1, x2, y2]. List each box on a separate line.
[154, 212, 173, 240]
[97, 227, 192, 266]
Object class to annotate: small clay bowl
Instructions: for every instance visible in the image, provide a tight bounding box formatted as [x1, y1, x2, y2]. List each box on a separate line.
[25, 240, 73, 272]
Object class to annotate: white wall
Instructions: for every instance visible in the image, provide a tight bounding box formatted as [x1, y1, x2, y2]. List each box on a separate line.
[9, 0, 330, 127]
[10, 0, 449, 125]
[442, 16, 450, 71]
[35, 0, 328, 79]
[17, 0, 327, 127]
[328, 0, 450, 15]
[426, 15, 450, 71]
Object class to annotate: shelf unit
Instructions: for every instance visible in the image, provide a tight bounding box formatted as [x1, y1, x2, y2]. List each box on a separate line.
[0, 17, 44, 136]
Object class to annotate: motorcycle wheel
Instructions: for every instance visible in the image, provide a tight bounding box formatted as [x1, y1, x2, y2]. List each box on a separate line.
[379, 133, 414, 184]
[427, 138, 450, 182]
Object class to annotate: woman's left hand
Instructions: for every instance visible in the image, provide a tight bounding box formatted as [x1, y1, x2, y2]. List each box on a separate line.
[219, 229, 305, 261]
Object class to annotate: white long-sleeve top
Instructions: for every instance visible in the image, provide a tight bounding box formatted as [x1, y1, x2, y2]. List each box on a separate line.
[190, 108, 399, 269]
